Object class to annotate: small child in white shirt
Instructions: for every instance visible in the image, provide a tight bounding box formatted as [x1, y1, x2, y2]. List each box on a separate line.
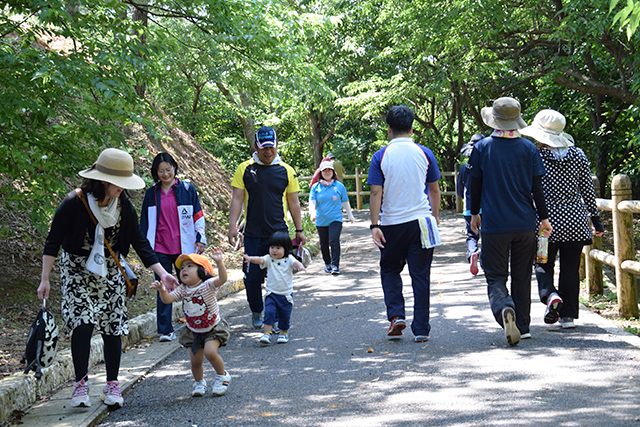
[243, 231, 305, 345]
[150, 249, 230, 397]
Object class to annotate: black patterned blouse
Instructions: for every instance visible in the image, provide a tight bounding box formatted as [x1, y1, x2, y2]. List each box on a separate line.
[538, 146, 600, 244]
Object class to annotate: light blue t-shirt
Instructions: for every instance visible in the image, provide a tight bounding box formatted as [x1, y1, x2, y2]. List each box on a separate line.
[310, 180, 349, 227]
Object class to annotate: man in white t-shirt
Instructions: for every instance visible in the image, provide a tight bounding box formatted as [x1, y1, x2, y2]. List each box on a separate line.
[367, 105, 441, 343]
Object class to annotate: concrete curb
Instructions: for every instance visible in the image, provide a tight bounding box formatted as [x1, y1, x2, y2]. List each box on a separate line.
[0, 270, 245, 424]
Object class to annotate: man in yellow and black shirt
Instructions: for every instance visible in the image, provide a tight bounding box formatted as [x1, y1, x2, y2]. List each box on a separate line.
[228, 126, 306, 329]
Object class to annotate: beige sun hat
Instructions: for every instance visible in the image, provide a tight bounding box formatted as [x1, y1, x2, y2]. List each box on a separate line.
[78, 148, 145, 189]
[319, 160, 335, 171]
[520, 109, 575, 148]
[481, 97, 528, 130]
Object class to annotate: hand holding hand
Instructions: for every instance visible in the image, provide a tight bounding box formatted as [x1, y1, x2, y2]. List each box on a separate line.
[195, 242, 206, 254]
[149, 280, 166, 292]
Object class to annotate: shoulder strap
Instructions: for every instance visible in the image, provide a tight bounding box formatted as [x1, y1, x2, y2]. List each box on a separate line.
[74, 188, 133, 292]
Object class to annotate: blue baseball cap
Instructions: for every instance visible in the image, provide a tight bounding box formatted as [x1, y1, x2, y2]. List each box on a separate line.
[255, 126, 277, 148]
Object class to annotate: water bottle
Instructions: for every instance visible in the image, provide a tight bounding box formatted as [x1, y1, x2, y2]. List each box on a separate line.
[537, 230, 548, 264]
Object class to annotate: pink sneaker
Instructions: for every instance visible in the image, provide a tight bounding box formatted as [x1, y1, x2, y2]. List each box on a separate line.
[71, 377, 91, 407]
[102, 380, 123, 408]
[470, 253, 480, 275]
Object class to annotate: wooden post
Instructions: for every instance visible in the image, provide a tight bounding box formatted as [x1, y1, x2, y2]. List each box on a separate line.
[455, 164, 463, 213]
[611, 174, 639, 319]
[584, 236, 603, 297]
[355, 167, 363, 210]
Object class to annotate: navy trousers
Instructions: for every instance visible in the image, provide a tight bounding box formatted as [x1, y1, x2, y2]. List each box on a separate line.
[155, 252, 179, 335]
[379, 219, 435, 337]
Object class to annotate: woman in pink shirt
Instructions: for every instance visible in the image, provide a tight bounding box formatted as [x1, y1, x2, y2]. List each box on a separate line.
[140, 152, 207, 342]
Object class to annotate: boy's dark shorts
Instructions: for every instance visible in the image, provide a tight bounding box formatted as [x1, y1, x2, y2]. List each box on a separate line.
[179, 318, 230, 348]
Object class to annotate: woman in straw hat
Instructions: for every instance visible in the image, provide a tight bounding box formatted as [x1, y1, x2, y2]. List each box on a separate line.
[468, 97, 553, 347]
[37, 148, 179, 409]
[521, 109, 604, 330]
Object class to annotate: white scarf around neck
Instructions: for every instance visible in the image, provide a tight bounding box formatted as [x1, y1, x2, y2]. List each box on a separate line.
[86, 193, 120, 277]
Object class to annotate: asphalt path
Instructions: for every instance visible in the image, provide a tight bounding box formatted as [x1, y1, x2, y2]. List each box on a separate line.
[97, 210, 640, 427]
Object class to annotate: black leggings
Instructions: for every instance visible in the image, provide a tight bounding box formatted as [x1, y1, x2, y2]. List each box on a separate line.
[71, 324, 122, 382]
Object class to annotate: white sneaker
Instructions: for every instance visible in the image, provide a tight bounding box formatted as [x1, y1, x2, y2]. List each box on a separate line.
[71, 378, 91, 407]
[276, 333, 289, 344]
[192, 379, 207, 397]
[211, 371, 231, 396]
[101, 380, 123, 408]
[159, 332, 176, 342]
[259, 332, 272, 346]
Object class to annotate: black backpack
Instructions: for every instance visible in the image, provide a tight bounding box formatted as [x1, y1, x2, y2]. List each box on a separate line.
[22, 299, 59, 379]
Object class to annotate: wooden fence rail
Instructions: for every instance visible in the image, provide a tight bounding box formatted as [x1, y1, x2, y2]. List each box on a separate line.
[298, 168, 638, 318]
[298, 168, 458, 210]
[583, 174, 639, 319]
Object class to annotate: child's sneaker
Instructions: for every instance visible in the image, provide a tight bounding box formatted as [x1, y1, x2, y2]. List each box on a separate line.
[259, 332, 272, 346]
[71, 377, 91, 407]
[324, 264, 332, 273]
[192, 379, 207, 397]
[252, 312, 263, 329]
[101, 380, 123, 408]
[276, 332, 289, 344]
[211, 371, 231, 396]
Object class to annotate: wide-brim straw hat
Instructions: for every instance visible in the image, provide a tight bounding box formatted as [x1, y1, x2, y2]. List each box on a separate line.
[481, 97, 528, 130]
[520, 109, 575, 148]
[78, 148, 145, 189]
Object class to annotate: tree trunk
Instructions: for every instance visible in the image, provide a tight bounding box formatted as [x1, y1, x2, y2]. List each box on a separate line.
[132, 3, 148, 98]
[216, 82, 256, 152]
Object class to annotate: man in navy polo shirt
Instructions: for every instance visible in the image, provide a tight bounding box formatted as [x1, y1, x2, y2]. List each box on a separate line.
[368, 105, 441, 343]
[228, 126, 306, 329]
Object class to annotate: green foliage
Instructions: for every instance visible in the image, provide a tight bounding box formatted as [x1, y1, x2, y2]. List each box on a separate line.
[1, 1, 167, 231]
[611, 0, 640, 38]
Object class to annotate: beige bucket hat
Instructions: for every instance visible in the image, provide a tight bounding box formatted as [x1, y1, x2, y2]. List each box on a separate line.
[481, 97, 528, 130]
[520, 109, 575, 148]
[78, 148, 145, 189]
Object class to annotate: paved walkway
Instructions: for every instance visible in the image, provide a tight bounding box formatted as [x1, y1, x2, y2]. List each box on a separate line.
[21, 211, 640, 426]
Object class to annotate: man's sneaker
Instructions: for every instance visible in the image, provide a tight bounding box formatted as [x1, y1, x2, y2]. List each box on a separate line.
[331, 265, 340, 275]
[159, 331, 176, 342]
[544, 293, 563, 324]
[470, 252, 480, 275]
[259, 332, 272, 346]
[101, 380, 123, 408]
[559, 317, 575, 329]
[521, 332, 532, 339]
[502, 307, 520, 346]
[211, 371, 231, 396]
[324, 264, 332, 273]
[276, 332, 289, 344]
[414, 335, 430, 342]
[252, 312, 263, 329]
[192, 379, 207, 396]
[387, 316, 406, 338]
[71, 377, 91, 407]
